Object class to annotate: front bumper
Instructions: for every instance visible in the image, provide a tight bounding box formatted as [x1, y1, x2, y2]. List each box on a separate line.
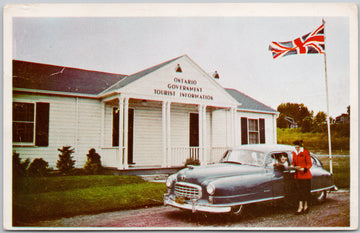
[163, 194, 231, 213]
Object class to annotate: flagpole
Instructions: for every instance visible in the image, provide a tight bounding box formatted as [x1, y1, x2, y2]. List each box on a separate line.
[322, 18, 333, 174]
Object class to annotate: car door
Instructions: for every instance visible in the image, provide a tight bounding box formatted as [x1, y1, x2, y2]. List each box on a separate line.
[267, 152, 295, 199]
[265, 153, 285, 198]
[309, 155, 333, 190]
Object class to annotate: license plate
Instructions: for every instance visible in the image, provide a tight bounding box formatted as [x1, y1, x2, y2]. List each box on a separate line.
[175, 196, 185, 204]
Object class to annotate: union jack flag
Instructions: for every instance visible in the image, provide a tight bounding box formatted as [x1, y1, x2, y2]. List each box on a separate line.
[269, 24, 325, 59]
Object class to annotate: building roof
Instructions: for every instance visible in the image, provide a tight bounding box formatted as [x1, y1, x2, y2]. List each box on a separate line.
[225, 88, 277, 113]
[13, 57, 277, 114]
[13, 60, 126, 95]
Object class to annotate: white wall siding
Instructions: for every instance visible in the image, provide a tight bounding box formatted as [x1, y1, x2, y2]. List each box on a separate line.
[76, 98, 102, 167]
[210, 109, 230, 162]
[133, 106, 163, 166]
[103, 105, 114, 148]
[211, 109, 229, 148]
[13, 93, 103, 168]
[170, 104, 191, 147]
[13, 93, 276, 169]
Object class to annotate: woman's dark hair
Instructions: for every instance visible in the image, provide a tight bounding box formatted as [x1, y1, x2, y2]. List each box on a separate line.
[293, 140, 303, 146]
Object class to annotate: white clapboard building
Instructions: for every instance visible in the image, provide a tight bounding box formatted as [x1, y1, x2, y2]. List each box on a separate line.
[12, 55, 278, 169]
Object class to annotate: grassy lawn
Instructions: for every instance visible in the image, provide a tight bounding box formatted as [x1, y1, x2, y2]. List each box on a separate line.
[277, 128, 350, 154]
[13, 175, 167, 225]
[317, 156, 350, 189]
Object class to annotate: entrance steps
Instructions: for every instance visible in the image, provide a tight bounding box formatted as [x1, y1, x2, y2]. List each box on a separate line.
[138, 174, 169, 183]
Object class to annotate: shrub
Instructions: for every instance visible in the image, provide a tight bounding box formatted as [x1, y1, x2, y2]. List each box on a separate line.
[28, 158, 49, 176]
[56, 146, 76, 174]
[185, 157, 200, 166]
[84, 148, 102, 174]
[13, 151, 30, 178]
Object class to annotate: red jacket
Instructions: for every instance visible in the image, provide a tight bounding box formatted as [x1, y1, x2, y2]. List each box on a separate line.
[292, 148, 312, 179]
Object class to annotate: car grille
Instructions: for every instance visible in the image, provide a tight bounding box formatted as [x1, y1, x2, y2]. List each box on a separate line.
[174, 182, 202, 199]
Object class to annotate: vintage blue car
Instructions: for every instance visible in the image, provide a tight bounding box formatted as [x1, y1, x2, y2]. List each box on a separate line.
[164, 144, 337, 215]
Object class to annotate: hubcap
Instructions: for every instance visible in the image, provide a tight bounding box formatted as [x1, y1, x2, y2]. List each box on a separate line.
[316, 191, 325, 200]
[231, 205, 243, 215]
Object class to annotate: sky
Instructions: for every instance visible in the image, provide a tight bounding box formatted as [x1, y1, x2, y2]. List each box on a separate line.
[12, 9, 352, 118]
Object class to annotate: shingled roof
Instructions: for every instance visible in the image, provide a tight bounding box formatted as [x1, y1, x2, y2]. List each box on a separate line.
[13, 60, 126, 95]
[13, 58, 277, 114]
[225, 88, 277, 113]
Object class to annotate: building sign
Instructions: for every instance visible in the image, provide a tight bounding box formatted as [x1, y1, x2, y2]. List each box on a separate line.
[154, 77, 214, 100]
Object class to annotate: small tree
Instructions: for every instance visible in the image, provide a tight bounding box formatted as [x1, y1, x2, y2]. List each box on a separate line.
[56, 146, 75, 174]
[13, 151, 30, 178]
[84, 148, 102, 174]
[28, 158, 49, 176]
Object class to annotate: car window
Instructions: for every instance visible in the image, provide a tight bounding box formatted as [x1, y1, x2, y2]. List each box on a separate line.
[221, 149, 265, 167]
[264, 155, 275, 168]
[311, 156, 322, 167]
[270, 151, 292, 164]
[286, 152, 293, 164]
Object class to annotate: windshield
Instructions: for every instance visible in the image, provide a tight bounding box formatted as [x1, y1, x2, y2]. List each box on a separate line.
[221, 149, 266, 167]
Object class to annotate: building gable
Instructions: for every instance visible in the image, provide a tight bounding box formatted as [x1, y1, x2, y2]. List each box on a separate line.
[113, 55, 239, 107]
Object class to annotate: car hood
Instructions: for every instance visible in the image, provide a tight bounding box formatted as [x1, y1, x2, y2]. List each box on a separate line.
[177, 163, 265, 185]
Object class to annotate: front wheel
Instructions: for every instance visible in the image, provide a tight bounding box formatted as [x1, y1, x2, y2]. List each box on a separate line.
[312, 190, 327, 203]
[230, 205, 245, 216]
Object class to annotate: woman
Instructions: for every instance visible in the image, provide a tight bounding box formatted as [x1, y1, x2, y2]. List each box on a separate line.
[291, 140, 312, 214]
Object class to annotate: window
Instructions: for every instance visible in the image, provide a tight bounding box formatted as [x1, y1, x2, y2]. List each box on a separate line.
[248, 119, 259, 144]
[241, 117, 265, 145]
[13, 102, 50, 146]
[13, 103, 34, 143]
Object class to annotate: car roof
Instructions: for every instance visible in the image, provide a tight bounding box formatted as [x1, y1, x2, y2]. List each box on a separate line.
[231, 144, 295, 154]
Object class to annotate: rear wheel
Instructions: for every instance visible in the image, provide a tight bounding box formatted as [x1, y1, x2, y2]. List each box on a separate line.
[312, 190, 327, 203]
[230, 205, 245, 216]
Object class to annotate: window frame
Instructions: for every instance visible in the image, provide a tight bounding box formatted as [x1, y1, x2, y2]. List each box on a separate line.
[13, 101, 36, 146]
[248, 118, 260, 144]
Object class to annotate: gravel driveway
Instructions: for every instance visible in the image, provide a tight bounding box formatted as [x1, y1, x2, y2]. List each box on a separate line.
[23, 189, 351, 229]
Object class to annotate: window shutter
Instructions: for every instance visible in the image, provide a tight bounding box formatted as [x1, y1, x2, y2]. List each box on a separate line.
[259, 118, 265, 144]
[241, 117, 248, 145]
[112, 108, 119, 147]
[35, 102, 49, 146]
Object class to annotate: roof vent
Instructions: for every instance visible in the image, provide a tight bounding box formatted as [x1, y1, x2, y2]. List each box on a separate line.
[175, 64, 182, 73]
[213, 71, 220, 79]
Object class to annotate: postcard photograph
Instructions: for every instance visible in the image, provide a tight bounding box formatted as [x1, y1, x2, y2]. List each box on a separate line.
[3, 3, 358, 230]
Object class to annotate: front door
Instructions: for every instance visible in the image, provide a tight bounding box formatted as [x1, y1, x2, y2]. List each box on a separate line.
[189, 113, 199, 147]
[189, 113, 199, 160]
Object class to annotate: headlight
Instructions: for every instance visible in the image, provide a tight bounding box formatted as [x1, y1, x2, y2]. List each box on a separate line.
[166, 174, 177, 188]
[206, 183, 215, 195]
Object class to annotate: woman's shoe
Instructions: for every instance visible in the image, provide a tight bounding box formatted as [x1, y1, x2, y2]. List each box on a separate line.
[303, 208, 309, 214]
[295, 209, 303, 215]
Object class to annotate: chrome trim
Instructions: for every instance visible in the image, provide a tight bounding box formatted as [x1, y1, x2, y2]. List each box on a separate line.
[220, 195, 285, 207]
[311, 185, 336, 193]
[164, 194, 231, 213]
[165, 193, 285, 209]
[174, 182, 202, 199]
